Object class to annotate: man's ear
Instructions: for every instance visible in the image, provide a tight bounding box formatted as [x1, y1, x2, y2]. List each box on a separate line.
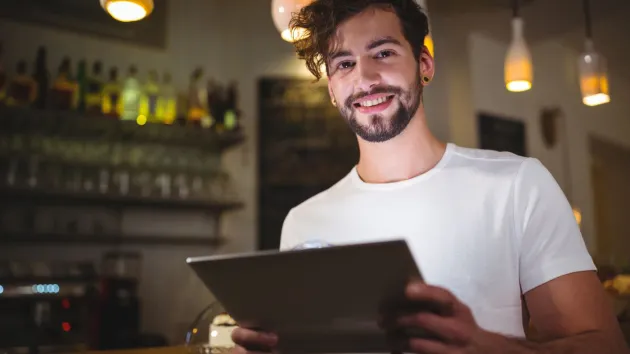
[419, 45, 435, 85]
[328, 81, 337, 107]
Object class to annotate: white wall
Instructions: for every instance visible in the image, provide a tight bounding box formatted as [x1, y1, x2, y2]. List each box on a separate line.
[466, 31, 630, 254]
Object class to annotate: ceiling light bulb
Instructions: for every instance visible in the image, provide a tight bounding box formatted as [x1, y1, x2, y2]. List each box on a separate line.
[505, 17, 533, 92]
[101, 0, 154, 23]
[578, 39, 610, 107]
[271, 0, 312, 42]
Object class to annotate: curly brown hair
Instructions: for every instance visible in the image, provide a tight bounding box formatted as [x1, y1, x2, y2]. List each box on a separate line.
[289, 0, 429, 81]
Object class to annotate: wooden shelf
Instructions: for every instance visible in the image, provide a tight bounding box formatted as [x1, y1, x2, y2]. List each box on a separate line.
[0, 232, 227, 247]
[0, 106, 245, 151]
[0, 186, 244, 212]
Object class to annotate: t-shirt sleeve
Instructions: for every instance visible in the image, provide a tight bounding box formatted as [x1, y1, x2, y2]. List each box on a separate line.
[513, 158, 596, 294]
[279, 208, 298, 251]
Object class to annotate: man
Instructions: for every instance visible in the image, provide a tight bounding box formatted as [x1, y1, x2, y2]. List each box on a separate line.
[232, 0, 628, 353]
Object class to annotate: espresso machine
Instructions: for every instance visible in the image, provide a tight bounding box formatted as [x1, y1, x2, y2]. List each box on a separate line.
[0, 260, 99, 353]
[0, 252, 143, 353]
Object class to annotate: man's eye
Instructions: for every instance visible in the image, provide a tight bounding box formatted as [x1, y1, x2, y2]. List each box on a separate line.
[338, 61, 355, 70]
[376, 50, 395, 58]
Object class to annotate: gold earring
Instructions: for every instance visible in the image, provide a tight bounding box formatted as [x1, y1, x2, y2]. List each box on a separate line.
[422, 76, 431, 84]
[331, 98, 337, 107]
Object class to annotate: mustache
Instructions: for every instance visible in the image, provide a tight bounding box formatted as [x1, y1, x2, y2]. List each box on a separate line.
[344, 86, 403, 108]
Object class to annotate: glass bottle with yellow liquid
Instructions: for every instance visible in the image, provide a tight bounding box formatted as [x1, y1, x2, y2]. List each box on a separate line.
[158, 72, 177, 124]
[120, 65, 141, 121]
[85, 61, 104, 115]
[6, 60, 38, 107]
[49, 57, 78, 111]
[101, 67, 122, 118]
[223, 81, 240, 131]
[187, 67, 211, 127]
[138, 69, 160, 124]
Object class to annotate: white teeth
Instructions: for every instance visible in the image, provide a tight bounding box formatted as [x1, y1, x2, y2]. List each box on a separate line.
[359, 96, 389, 107]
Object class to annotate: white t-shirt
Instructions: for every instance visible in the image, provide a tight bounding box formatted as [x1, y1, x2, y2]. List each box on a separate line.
[279, 143, 596, 338]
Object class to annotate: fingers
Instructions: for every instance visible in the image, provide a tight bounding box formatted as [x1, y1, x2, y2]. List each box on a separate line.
[406, 282, 455, 307]
[385, 332, 450, 354]
[397, 312, 472, 344]
[408, 338, 450, 354]
[380, 281, 479, 353]
[231, 327, 278, 353]
[405, 282, 462, 316]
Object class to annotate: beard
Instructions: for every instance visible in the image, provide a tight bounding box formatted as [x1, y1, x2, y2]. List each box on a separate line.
[337, 75, 422, 143]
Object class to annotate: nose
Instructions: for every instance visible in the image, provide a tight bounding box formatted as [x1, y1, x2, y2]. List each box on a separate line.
[355, 57, 381, 92]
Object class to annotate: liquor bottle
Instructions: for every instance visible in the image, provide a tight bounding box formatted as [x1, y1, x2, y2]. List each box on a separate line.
[32, 46, 49, 109]
[101, 67, 121, 118]
[187, 67, 210, 127]
[120, 65, 141, 121]
[158, 72, 177, 124]
[6, 60, 38, 106]
[206, 79, 222, 131]
[86, 61, 104, 115]
[0, 42, 6, 104]
[224, 81, 240, 131]
[139, 69, 159, 122]
[49, 57, 78, 110]
[76, 59, 88, 112]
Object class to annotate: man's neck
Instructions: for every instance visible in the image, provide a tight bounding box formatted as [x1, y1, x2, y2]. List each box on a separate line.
[355, 109, 446, 184]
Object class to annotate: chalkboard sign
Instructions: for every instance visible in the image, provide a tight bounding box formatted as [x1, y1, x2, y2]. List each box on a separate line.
[257, 77, 358, 250]
[478, 112, 527, 157]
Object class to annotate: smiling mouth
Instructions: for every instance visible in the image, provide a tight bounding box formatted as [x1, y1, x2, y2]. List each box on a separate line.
[353, 95, 395, 108]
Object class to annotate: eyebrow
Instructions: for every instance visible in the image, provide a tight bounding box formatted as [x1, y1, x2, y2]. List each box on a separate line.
[366, 36, 402, 50]
[328, 36, 402, 62]
[328, 49, 352, 62]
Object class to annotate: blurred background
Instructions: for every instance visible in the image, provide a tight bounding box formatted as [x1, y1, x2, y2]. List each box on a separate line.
[0, 0, 629, 352]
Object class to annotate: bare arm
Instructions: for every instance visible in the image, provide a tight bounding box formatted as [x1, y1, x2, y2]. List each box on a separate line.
[393, 273, 628, 354]
[520, 271, 628, 353]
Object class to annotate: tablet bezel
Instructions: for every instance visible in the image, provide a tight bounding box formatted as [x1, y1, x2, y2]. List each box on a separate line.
[187, 239, 423, 353]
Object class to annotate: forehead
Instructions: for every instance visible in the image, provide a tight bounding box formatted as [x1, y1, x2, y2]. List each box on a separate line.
[329, 7, 406, 53]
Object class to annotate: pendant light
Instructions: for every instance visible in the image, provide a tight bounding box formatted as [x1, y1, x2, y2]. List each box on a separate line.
[416, 0, 434, 57]
[504, 0, 533, 92]
[578, 0, 610, 107]
[271, 0, 312, 43]
[101, 0, 154, 22]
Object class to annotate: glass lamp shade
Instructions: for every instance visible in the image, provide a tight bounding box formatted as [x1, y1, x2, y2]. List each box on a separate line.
[505, 17, 533, 92]
[578, 40, 611, 107]
[271, 0, 312, 42]
[572, 206, 582, 228]
[100, 0, 154, 22]
[425, 33, 435, 57]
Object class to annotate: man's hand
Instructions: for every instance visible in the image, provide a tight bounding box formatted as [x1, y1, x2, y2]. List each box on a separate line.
[231, 327, 278, 354]
[383, 280, 541, 354]
[384, 277, 629, 354]
[383, 280, 502, 354]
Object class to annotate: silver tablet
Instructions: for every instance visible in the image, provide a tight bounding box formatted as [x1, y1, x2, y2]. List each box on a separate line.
[187, 239, 422, 354]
